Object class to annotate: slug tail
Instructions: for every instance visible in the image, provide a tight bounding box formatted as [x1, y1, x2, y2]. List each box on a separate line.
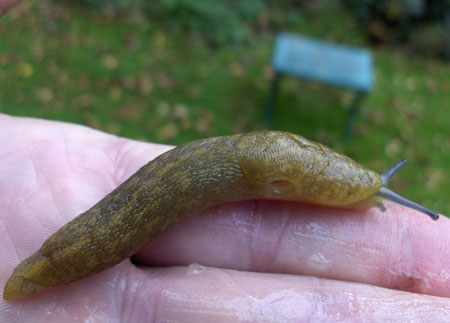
[3, 254, 51, 301]
[3, 275, 47, 301]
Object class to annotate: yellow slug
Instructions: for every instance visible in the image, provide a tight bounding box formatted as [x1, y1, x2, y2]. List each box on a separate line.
[3, 131, 438, 301]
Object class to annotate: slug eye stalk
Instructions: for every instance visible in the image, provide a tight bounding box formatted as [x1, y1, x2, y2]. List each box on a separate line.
[377, 160, 439, 221]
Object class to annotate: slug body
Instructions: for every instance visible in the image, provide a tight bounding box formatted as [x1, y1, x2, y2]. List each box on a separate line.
[3, 131, 436, 300]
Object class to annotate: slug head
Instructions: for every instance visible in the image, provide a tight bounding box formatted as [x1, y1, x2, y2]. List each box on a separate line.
[235, 131, 382, 207]
[236, 132, 438, 220]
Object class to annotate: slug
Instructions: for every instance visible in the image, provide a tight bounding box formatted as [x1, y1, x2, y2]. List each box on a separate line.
[3, 131, 438, 301]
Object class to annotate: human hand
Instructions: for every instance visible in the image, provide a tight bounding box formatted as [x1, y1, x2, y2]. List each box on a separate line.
[1, 114, 449, 322]
[0, 0, 21, 15]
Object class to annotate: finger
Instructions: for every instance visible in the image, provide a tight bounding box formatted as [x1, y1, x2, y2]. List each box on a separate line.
[0, 0, 21, 14]
[0, 114, 171, 284]
[3, 264, 449, 322]
[130, 265, 450, 322]
[2, 114, 448, 299]
[0, 114, 170, 228]
[4, 263, 450, 322]
[136, 200, 450, 297]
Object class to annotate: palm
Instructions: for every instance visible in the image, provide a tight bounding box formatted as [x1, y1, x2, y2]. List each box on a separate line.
[1, 114, 449, 322]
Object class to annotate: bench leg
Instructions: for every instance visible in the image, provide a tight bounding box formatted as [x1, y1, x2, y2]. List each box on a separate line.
[343, 92, 365, 144]
[263, 73, 282, 127]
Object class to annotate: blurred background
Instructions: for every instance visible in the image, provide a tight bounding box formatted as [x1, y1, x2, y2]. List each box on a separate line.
[0, 0, 449, 215]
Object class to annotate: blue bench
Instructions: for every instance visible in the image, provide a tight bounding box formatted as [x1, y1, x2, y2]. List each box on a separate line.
[264, 33, 375, 141]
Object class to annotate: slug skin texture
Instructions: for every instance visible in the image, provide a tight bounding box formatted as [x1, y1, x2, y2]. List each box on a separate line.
[4, 131, 383, 300]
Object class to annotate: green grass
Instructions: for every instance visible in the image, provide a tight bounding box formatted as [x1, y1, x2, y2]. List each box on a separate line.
[1, 1, 449, 215]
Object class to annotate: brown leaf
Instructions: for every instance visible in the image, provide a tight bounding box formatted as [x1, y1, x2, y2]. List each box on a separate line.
[426, 78, 437, 92]
[109, 86, 122, 101]
[180, 118, 192, 130]
[156, 101, 171, 119]
[157, 122, 178, 141]
[263, 64, 273, 79]
[73, 93, 96, 110]
[426, 168, 444, 190]
[153, 32, 166, 50]
[196, 112, 214, 134]
[405, 77, 416, 91]
[32, 43, 44, 60]
[385, 139, 401, 158]
[232, 122, 248, 134]
[124, 31, 140, 52]
[138, 74, 153, 94]
[17, 62, 34, 78]
[115, 100, 145, 122]
[35, 87, 53, 103]
[173, 103, 189, 120]
[102, 54, 119, 70]
[188, 85, 202, 98]
[229, 61, 244, 79]
[106, 122, 121, 135]
[156, 71, 173, 90]
[78, 75, 91, 90]
[122, 76, 137, 90]
[84, 114, 102, 130]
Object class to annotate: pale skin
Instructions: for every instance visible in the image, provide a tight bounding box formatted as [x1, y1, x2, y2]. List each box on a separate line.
[0, 0, 19, 15]
[2, 3, 450, 321]
[1, 114, 450, 322]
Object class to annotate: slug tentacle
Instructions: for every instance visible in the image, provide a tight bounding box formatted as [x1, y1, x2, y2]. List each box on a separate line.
[377, 187, 439, 221]
[381, 160, 408, 185]
[3, 131, 439, 301]
[376, 160, 439, 221]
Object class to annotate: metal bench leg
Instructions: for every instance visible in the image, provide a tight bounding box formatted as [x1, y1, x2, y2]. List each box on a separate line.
[344, 91, 365, 144]
[263, 73, 282, 127]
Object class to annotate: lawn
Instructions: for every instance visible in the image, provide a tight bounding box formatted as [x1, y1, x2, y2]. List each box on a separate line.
[1, 0, 449, 215]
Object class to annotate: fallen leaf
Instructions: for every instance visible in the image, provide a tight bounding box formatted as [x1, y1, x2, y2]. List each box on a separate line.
[232, 121, 248, 134]
[196, 112, 214, 134]
[57, 71, 69, 85]
[35, 87, 53, 103]
[263, 64, 273, 79]
[153, 32, 166, 50]
[181, 118, 192, 130]
[339, 91, 354, 107]
[115, 100, 145, 122]
[124, 31, 140, 52]
[32, 43, 44, 60]
[109, 86, 122, 101]
[385, 138, 401, 157]
[84, 114, 102, 130]
[78, 75, 91, 90]
[0, 54, 8, 66]
[102, 54, 119, 70]
[173, 103, 189, 120]
[17, 62, 34, 78]
[405, 77, 416, 91]
[106, 121, 121, 135]
[426, 78, 437, 92]
[122, 76, 137, 89]
[157, 122, 178, 141]
[367, 109, 385, 125]
[229, 61, 244, 79]
[426, 168, 443, 190]
[73, 93, 96, 110]
[188, 85, 202, 98]
[138, 74, 153, 94]
[156, 71, 173, 90]
[156, 101, 170, 119]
